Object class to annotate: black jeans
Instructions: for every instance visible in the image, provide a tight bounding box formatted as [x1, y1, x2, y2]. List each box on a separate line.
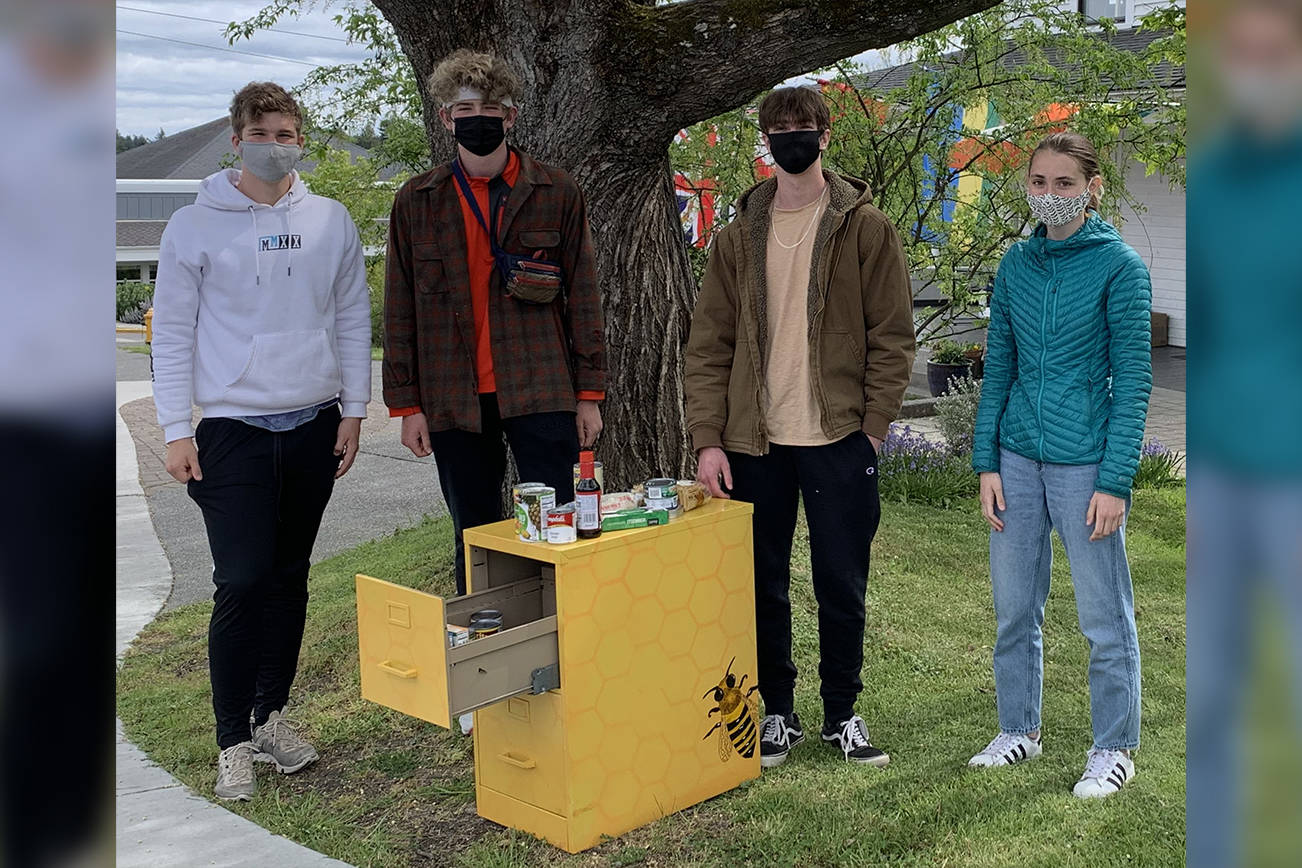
[727, 432, 881, 726]
[429, 394, 579, 594]
[188, 406, 340, 749]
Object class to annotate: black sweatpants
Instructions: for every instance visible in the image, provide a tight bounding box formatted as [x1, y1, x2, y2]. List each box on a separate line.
[188, 406, 341, 749]
[428, 394, 579, 595]
[727, 432, 881, 727]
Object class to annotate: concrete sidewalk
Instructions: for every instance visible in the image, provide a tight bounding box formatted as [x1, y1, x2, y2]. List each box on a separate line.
[116, 380, 353, 868]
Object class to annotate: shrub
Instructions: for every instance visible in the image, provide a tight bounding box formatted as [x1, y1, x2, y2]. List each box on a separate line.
[116, 281, 154, 324]
[933, 375, 982, 455]
[1132, 439, 1185, 489]
[928, 338, 970, 365]
[367, 258, 385, 348]
[877, 424, 978, 509]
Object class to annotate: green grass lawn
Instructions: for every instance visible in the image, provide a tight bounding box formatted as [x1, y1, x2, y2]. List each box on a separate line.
[117, 490, 1186, 867]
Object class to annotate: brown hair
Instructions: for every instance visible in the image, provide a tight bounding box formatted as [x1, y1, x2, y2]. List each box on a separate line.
[758, 87, 831, 134]
[229, 82, 303, 138]
[1030, 131, 1103, 211]
[428, 49, 521, 107]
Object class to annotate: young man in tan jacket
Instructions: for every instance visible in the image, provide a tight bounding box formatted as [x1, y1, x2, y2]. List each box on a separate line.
[685, 86, 916, 768]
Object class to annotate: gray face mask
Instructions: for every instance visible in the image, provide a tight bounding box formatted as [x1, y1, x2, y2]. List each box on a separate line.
[238, 141, 302, 183]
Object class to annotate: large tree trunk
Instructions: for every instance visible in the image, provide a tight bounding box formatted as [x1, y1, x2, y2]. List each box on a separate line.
[373, 0, 1002, 489]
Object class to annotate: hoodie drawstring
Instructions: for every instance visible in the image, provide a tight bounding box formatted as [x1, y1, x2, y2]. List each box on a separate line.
[249, 206, 261, 286]
[248, 193, 295, 285]
[286, 196, 293, 278]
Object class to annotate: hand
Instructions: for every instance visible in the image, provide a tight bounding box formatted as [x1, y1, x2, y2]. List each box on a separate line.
[576, 400, 603, 448]
[867, 434, 883, 453]
[696, 447, 733, 500]
[1086, 491, 1126, 541]
[334, 417, 362, 479]
[165, 437, 203, 484]
[979, 471, 1005, 532]
[400, 412, 432, 458]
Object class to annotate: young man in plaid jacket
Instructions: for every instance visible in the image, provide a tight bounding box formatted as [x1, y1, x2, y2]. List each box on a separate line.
[384, 50, 607, 595]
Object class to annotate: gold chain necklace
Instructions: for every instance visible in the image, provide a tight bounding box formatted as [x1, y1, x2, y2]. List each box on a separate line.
[770, 190, 827, 250]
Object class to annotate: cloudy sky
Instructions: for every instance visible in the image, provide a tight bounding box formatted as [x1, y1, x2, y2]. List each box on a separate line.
[115, 1, 369, 137]
[116, 1, 899, 138]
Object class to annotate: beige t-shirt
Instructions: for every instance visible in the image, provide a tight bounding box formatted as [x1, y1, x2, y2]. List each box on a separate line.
[764, 188, 834, 447]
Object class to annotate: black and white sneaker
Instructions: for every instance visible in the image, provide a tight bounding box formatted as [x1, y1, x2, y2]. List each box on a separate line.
[759, 712, 804, 768]
[968, 731, 1042, 767]
[822, 715, 890, 766]
[1072, 748, 1135, 799]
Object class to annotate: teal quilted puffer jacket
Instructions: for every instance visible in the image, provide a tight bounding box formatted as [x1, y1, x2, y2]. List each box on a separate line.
[972, 215, 1152, 497]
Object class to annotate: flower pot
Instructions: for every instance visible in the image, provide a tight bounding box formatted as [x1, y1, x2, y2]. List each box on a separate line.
[927, 360, 972, 397]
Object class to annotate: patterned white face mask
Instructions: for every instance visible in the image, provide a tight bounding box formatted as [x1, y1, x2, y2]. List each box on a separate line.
[1026, 187, 1094, 226]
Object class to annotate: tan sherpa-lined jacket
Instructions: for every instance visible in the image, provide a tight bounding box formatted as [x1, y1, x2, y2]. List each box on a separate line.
[685, 171, 916, 455]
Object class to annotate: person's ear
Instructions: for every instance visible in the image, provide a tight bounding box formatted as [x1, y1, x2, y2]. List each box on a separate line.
[231, 132, 241, 151]
[819, 128, 831, 150]
[296, 132, 306, 148]
[438, 107, 455, 133]
[503, 106, 518, 132]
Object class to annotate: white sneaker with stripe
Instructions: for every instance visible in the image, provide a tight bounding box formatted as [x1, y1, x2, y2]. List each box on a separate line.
[968, 732, 1042, 767]
[1072, 748, 1135, 798]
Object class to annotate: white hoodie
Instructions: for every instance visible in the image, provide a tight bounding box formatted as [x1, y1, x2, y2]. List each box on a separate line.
[152, 169, 372, 443]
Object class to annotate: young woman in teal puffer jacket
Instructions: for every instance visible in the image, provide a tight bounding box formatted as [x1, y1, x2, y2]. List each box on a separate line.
[967, 132, 1153, 799]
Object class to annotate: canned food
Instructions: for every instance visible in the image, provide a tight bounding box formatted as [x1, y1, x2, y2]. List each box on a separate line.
[471, 609, 503, 623]
[646, 478, 678, 500]
[514, 485, 556, 542]
[573, 460, 604, 492]
[468, 616, 501, 640]
[645, 478, 679, 510]
[545, 504, 577, 544]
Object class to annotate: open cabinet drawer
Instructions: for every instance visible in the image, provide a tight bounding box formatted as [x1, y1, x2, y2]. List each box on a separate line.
[356, 569, 558, 728]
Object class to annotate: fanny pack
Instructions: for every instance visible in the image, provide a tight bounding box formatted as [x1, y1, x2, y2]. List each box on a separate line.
[451, 160, 564, 305]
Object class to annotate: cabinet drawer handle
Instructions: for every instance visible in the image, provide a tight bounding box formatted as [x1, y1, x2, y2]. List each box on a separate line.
[497, 751, 537, 770]
[377, 660, 417, 679]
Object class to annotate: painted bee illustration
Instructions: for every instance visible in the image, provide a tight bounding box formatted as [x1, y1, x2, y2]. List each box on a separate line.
[702, 656, 759, 761]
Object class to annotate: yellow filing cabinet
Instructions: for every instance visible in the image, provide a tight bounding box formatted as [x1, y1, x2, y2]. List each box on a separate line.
[355, 498, 759, 853]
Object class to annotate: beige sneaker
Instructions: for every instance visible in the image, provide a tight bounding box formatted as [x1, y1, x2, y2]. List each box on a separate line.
[252, 709, 319, 774]
[215, 742, 257, 801]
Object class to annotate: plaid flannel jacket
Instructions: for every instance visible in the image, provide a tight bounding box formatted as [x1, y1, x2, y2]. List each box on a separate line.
[382, 149, 607, 432]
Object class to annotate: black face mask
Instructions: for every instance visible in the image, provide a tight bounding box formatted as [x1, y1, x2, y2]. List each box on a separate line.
[453, 114, 506, 157]
[767, 130, 823, 175]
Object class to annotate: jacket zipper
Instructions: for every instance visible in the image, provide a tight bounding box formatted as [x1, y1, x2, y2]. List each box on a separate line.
[1036, 259, 1057, 460]
[1050, 281, 1060, 334]
[811, 213, 850, 436]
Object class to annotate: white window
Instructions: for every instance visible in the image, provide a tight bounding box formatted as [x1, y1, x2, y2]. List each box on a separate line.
[1080, 0, 1127, 22]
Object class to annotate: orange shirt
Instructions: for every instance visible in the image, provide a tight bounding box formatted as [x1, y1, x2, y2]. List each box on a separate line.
[390, 151, 603, 417]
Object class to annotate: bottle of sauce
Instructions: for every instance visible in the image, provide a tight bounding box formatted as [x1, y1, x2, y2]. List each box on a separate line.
[576, 450, 602, 539]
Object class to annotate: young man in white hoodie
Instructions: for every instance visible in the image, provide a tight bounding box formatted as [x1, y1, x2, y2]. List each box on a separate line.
[151, 82, 371, 801]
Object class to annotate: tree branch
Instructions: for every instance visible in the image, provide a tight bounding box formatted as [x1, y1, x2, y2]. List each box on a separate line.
[620, 0, 1004, 136]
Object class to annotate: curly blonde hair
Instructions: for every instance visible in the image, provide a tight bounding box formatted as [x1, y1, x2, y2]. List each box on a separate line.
[427, 49, 521, 107]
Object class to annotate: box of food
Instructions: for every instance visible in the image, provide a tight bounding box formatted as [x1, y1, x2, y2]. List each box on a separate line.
[600, 508, 671, 531]
[447, 623, 470, 648]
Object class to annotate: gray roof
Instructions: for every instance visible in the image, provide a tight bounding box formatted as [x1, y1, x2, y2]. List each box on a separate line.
[116, 118, 399, 180]
[117, 221, 168, 248]
[858, 26, 1184, 95]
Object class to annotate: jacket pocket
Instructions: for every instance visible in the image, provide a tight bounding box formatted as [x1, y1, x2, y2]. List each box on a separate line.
[222, 329, 341, 411]
[818, 329, 866, 422]
[518, 229, 561, 251]
[414, 241, 446, 293]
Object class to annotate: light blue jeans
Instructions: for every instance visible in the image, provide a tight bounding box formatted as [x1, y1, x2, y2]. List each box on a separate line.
[989, 448, 1142, 750]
